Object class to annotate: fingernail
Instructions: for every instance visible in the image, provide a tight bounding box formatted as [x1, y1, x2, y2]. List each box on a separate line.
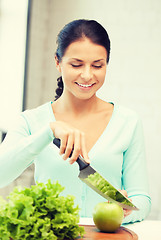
[86, 158, 91, 164]
[61, 154, 66, 160]
[69, 160, 74, 165]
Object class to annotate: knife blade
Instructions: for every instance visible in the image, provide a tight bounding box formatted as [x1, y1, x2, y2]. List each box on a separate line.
[53, 138, 139, 211]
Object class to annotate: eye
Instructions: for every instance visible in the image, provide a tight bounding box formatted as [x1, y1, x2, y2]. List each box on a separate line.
[92, 65, 103, 69]
[71, 64, 82, 68]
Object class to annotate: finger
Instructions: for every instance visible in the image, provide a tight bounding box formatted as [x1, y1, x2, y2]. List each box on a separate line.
[63, 133, 74, 160]
[123, 209, 132, 218]
[59, 136, 68, 155]
[119, 190, 128, 198]
[80, 132, 90, 163]
[69, 131, 81, 164]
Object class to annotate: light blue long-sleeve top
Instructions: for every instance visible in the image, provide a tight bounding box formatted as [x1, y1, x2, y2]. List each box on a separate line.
[0, 101, 151, 224]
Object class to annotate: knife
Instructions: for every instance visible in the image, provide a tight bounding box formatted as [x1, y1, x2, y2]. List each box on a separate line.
[53, 138, 139, 211]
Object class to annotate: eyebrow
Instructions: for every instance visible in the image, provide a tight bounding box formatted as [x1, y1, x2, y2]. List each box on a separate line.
[93, 59, 105, 63]
[70, 58, 105, 63]
[71, 58, 83, 62]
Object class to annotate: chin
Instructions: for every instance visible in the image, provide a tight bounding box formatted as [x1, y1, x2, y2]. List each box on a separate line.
[74, 93, 96, 101]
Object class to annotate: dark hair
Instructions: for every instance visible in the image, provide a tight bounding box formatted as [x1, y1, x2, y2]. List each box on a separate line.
[54, 19, 111, 100]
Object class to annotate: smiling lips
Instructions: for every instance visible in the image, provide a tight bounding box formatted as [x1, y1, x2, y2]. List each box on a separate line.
[75, 82, 95, 89]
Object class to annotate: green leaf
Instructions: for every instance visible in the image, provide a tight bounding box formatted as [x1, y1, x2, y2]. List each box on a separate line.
[0, 180, 84, 239]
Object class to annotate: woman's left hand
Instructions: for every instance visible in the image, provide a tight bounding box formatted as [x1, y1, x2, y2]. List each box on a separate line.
[119, 190, 132, 218]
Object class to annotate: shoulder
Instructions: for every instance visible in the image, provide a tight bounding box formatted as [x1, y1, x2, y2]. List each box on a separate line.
[112, 104, 144, 146]
[21, 102, 53, 127]
[113, 103, 142, 130]
[22, 102, 51, 116]
[115, 104, 139, 120]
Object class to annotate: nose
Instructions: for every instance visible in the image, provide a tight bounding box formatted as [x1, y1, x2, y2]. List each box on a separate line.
[80, 66, 93, 81]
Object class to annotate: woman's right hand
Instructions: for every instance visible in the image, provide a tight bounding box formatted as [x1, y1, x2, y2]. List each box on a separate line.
[50, 121, 90, 165]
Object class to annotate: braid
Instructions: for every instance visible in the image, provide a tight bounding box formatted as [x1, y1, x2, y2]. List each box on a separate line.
[54, 76, 64, 100]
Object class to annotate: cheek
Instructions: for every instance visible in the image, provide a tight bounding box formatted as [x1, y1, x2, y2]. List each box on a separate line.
[61, 67, 70, 79]
[62, 68, 80, 81]
[61, 70, 75, 88]
[97, 69, 106, 81]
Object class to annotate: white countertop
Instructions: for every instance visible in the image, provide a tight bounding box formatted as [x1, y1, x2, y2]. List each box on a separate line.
[79, 218, 161, 240]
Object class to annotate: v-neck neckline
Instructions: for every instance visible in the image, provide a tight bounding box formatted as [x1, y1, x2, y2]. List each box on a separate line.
[87, 102, 116, 157]
[48, 101, 116, 156]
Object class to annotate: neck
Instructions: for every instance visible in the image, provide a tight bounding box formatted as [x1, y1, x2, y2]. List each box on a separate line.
[54, 93, 99, 117]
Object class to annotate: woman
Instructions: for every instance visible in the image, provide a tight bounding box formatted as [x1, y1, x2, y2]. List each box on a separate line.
[0, 19, 151, 224]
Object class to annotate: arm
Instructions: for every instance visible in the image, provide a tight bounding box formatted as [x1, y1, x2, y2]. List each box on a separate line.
[0, 112, 90, 188]
[121, 117, 151, 224]
[0, 114, 54, 188]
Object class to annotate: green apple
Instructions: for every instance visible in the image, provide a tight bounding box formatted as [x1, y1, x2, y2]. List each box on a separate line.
[93, 202, 124, 232]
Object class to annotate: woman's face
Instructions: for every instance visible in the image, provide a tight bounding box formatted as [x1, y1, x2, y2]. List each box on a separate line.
[55, 37, 107, 100]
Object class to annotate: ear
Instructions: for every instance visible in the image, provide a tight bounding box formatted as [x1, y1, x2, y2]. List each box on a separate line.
[55, 55, 61, 73]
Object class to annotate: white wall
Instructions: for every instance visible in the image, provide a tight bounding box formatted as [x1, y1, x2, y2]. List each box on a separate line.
[50, 0, 161, 220]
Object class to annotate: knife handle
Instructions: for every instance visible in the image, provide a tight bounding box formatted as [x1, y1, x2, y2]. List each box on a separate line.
[53, 138, 89, 170]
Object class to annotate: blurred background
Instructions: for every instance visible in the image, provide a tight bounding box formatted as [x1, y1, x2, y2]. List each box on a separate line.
[0, 0, 161, 221]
